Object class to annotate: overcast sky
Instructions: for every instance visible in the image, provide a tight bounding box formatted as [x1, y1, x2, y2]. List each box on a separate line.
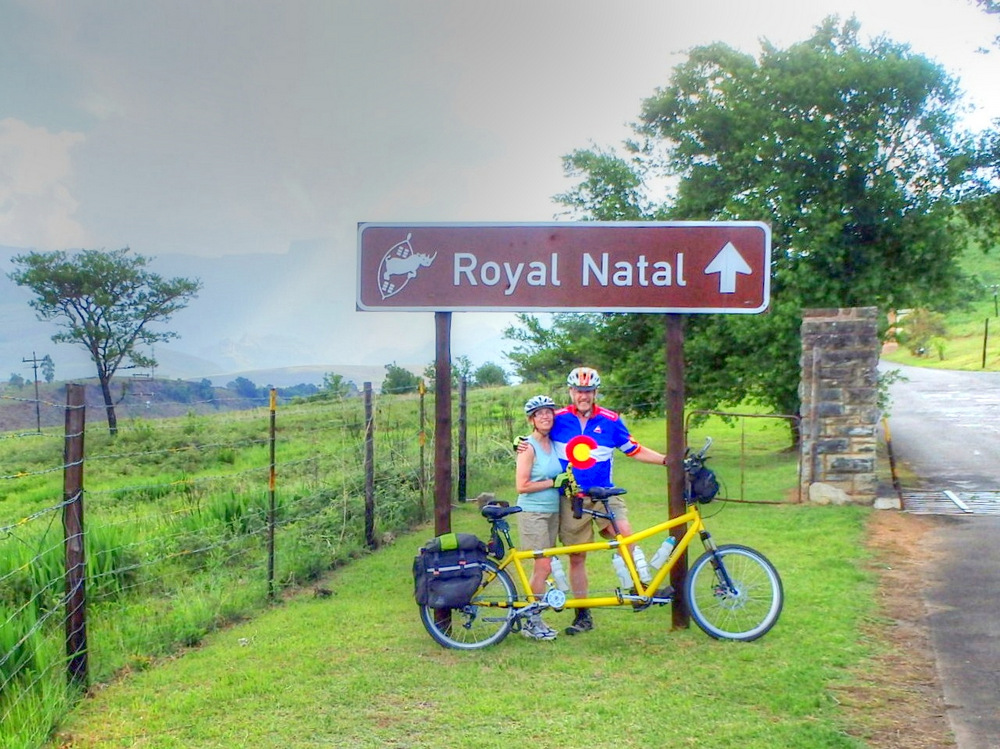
[1, 0, 997, 372]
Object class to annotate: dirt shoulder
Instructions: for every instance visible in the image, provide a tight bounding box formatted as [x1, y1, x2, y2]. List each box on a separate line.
[838, 509, 955, 748]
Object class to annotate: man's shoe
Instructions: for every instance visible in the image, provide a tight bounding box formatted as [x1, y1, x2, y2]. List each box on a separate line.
[522, 616, 558, 640]
[565, 609, 593, 636]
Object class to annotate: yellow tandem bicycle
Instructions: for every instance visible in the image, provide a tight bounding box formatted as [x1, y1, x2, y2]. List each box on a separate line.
[417, 439, 783, 650]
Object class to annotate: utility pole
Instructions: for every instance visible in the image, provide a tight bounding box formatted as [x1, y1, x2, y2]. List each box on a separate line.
[21, 351, 43, 433]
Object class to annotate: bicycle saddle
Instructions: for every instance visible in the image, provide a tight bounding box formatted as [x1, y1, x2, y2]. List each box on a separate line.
[585, 486, 627, 500]
[481, 503, 523, 520]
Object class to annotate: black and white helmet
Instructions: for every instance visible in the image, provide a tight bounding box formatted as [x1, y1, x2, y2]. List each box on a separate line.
[524, 394, 556, 415]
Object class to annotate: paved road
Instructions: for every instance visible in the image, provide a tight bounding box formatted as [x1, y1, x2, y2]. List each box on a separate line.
[884, 364, 1000, 491]
[883, 364, 1000, 749]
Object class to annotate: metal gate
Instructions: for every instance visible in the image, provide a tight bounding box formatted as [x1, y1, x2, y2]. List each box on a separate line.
[902, 490, 1000, 516]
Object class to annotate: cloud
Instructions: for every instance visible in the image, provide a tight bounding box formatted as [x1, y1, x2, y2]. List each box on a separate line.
[0, 118, 87, 249]
[2, 0, 999, 375]
[6, 0, 998, 260]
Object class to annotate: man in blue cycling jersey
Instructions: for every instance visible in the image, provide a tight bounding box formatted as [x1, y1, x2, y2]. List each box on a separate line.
[551, 367, 668, 635]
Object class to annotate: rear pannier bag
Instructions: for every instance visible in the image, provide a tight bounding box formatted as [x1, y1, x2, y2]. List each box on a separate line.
[413, 532, 488, 609]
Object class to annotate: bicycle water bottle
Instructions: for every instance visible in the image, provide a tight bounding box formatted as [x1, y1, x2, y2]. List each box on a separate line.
[649, 537, 676, 570]
[549, 556, 570, 592]
[632, 546, 653, 584]
[611, 553, 632, 588]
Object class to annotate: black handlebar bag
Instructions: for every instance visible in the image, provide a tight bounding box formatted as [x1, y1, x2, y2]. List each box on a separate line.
[413, 532, 488, 609]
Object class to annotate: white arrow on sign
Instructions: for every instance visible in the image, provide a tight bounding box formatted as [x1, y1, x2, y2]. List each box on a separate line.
[704, 241, 753, 294]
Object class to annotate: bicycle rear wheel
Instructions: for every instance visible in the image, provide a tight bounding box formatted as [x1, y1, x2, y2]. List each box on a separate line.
[685, 544, 783, 641]
[419, 559, 517, 650]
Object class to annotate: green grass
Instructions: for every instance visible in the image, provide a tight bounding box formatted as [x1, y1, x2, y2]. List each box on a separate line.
[0, 387, 538, 748]
[48, 415, 881, 749]
[54, 499, 876, 748]
[1, 392, 882, 748]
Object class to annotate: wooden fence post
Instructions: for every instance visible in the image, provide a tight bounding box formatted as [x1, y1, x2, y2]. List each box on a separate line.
[364, 382, 376, 549]
[268, 388, 277, 599]
[418, 380, 427, 523]
[457, 377, 467, 503]
[63, 383, 87, 687]
[983, 318, 989, 369]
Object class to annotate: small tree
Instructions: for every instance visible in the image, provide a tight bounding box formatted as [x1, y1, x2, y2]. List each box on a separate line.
[423, 355, 478, 390]
[9, 248, 201, 435]
[473, 361, 509, 388]
[321, 372, 352, 399]
[40, 355, 55, 383]
[899, 308, 947, 355]
[382, 362, 420, 394]
[421, 362, 436, 389]
[453, 355, 473, 385]
[226, 376, 261, 400]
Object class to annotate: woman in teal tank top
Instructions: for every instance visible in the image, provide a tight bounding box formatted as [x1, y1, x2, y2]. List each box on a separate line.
[515, 395, 565, 640]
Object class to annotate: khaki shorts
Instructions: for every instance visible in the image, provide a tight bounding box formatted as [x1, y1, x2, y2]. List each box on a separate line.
[517, 510, 560, 551]
[559, 495, 629, 546]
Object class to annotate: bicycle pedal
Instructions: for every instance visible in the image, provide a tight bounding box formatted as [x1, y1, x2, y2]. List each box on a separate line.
[626, 587, 647, 612]
[652, 585, 675, 600]
[629, 586, 675, 612]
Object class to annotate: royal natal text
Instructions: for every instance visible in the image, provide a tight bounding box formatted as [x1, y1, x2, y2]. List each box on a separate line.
[453, 252, 687, 296]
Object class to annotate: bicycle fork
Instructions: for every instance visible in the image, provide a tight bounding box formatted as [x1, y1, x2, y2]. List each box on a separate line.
[701, 530, 739, 596]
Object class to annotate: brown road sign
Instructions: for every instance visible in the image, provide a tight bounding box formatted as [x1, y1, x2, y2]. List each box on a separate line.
[357, 222, 770, 313]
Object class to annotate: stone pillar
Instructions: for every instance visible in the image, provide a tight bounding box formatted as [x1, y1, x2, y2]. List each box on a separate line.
[799, 307, 880, 504]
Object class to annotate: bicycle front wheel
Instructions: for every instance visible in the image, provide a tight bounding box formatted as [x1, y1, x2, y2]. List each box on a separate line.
[418, 559, 517, 650]
[685, 544, 783, 641]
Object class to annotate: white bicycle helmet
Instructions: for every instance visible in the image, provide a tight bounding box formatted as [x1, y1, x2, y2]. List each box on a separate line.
[567, 367, 601, 391]
[524, 394, 556, 415]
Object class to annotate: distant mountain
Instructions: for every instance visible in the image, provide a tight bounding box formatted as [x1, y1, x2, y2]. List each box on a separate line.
[203, 363, 421, 389]
[0, 243, 431, 388]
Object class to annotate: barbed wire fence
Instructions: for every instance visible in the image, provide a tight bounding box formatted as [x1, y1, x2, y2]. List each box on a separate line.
[0, 380, 528, 749]
[0, 377, 797, 747]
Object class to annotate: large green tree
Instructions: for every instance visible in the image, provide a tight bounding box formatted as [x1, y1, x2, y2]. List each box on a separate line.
[9, 248, 201, 435]
[510, 17, 986, 441]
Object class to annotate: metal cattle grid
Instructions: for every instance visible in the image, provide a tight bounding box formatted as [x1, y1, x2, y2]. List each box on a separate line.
[901, 490, 1000, 516]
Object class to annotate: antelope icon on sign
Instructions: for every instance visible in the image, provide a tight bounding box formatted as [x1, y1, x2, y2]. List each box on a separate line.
[377, 233, 438, 299]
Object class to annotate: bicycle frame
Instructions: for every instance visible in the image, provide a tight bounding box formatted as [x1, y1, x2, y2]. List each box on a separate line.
[418, 438, 783, 648]
[491, 500, 712, 611]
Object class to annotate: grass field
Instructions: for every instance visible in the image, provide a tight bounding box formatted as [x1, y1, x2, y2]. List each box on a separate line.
[0, 387, 534, 748]
[53, 500, 881, 748]
[47, 417, 893, 749]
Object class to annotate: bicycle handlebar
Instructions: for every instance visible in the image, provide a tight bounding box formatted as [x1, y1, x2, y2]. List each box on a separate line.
[688, 436, 713, 461]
